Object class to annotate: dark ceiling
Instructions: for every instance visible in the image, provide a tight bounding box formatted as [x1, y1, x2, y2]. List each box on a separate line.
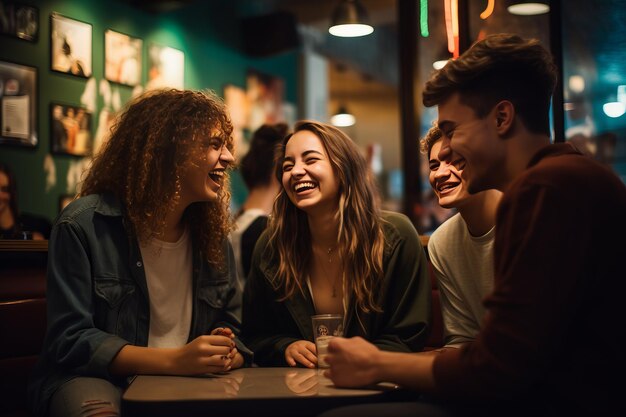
[123, 0, 626, 120]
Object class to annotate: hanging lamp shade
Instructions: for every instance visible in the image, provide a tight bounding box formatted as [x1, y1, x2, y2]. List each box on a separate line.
[329, 0, 374, 38]
[507, 2, 550, 15]
[330, 105, 356, 127]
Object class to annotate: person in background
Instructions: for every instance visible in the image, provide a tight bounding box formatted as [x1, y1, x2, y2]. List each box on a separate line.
[231, 123, 289, 291]
[51, 105, 68, 153]
[0, 163, 51, 240]
[28, 89, 252, 417]
[320, 33, 626, 417]
[241, 120, 431, 368]
[420, 124, 502, 349]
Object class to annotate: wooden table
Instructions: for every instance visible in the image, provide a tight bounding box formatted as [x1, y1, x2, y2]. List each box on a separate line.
[122, 367, 417, 417]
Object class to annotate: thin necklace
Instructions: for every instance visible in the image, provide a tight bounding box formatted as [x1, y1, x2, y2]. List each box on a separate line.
[315, 245, 339, 297]
[327, 246, 337, 297]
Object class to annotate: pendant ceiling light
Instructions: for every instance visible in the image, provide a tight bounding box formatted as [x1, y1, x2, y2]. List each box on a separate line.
[330, 105, 356, 127]
[329, 0, 374, 38]
[507, 2, 550, 16]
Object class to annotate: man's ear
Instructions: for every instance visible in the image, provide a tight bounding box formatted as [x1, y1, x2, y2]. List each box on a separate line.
[494, 100, 515, 133]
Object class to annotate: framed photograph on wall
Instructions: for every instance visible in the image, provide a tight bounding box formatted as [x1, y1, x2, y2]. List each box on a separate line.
[0, 60, 37, 147]
[246, 69, 285, 132]
[223, 83, 250, 155]
[50, 102, 92, 156]
[146, 43, 184, 90]
[50, 13, 92, 78]
[104, 29, 142, 87]
[0, 2, 39, 41]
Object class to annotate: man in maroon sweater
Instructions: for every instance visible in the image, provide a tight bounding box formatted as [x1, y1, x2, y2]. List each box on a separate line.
[320, 34, 626, 416]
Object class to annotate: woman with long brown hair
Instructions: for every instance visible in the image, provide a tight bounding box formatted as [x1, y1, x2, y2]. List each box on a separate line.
[28, 89, 251, 417]
[242, 120, 431, 368]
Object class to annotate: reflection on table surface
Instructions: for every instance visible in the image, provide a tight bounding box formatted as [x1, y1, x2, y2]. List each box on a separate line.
[123, 367, 399, 401]
[122, 367, 413, 417]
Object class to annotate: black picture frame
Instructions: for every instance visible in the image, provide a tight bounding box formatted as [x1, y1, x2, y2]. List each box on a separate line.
[0, 60, 37, 147]
[0, 1, 38, 42]
[50, 12, 92, 78]
[50, 102, 92, 156]
[104, 28, 143, 87]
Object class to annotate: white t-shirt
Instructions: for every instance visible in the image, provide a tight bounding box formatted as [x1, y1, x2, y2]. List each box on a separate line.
[428, 213, 495, 348]
[139, 228, 193, 348]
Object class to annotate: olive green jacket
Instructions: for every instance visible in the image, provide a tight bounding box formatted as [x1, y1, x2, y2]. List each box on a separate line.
[241, 211, 432, 366]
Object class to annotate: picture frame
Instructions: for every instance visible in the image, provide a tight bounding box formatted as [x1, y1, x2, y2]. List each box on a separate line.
[146, 43, 184, 90]
[50, 102, 92, 156]
[0, 1, 39, 42]
[104, 29, 142, 87]
[50, 12, 92, 78]
[246, 69, 285, 132]
[223, 83, 250, 155]
[0, 60, 37, 147]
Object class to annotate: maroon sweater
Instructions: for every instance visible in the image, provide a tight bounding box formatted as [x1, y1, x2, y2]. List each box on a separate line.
[433, 143, 626, 414]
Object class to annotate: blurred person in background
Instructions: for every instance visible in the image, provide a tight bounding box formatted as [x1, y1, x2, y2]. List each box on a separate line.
[231, 123, 288, 290]
[0, 163, 51, 240]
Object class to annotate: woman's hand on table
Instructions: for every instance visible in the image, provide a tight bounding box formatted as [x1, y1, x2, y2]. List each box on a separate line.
[285, 340, 317, 368]
[211, 327, 244, 370]
[173, 335, 235, 374]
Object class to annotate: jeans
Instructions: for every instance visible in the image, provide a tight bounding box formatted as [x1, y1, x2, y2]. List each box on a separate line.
[49, 377, 122, 417]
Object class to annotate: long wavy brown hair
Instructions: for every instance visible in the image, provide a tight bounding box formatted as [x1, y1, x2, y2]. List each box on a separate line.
[267, 120, 386, 314]
[80, 88, 234, 268]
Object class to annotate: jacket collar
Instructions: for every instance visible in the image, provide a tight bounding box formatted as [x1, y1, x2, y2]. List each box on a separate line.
[527, 142, 582, 169]
[257, 218, 401, 339]
[94, 192, 124, 217]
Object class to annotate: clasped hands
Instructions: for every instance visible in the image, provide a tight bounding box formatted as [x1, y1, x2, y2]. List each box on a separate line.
[174, 327, 244, 375]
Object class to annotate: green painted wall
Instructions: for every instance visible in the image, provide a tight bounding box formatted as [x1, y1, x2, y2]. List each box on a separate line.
[0, 0, 299, 224]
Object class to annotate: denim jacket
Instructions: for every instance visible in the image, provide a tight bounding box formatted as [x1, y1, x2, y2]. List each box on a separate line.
[28, 193, 251, 416]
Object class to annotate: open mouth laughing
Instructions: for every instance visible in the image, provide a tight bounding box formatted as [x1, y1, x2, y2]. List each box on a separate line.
[293, 181, 317, 194]
[208, 169, 225, 185]
[436, 181, 459, 194]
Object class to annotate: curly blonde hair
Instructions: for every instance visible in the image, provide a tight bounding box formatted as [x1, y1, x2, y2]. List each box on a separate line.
[268, 120, 386, 314]
[80, 88, 234, 268]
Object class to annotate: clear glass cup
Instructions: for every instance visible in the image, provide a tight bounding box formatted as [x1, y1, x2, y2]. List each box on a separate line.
[311, 314, 344, 368]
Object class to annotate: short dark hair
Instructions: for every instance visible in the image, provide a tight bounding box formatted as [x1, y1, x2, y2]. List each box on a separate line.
[422, 33, 557, 135]
[240, 123, 289, 189]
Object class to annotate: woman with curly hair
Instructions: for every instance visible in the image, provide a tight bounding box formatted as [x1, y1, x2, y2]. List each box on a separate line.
[241, 120, 431, 368]
[28, 89, 251, 417]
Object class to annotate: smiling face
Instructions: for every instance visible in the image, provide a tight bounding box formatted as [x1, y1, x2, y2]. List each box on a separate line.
[280, 130, 340, 215]
[428, 140, 473, 209]
[437, 93, 506, 194]
[178, 133, 234, 206]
